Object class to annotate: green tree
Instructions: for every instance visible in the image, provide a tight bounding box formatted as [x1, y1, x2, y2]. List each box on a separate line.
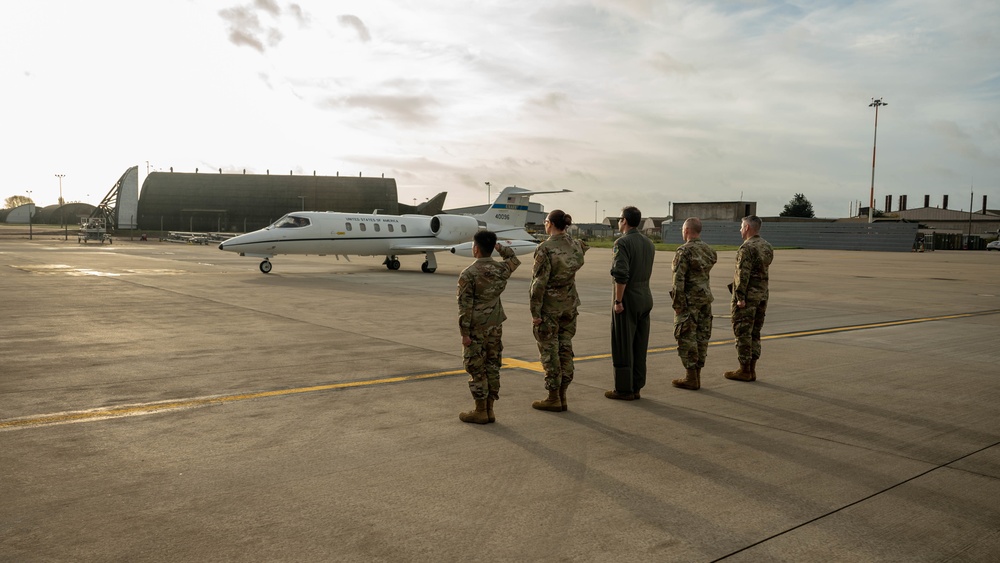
[780, 193, 815, 218]
[5, 195, 34, 209]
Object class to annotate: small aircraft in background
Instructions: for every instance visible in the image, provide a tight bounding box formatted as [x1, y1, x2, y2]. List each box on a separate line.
[218, 186, 569, 273]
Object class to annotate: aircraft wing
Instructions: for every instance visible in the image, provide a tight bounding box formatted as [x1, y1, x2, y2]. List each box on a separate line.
[390, 239, 539, 257]
[388, 243, 460, 253]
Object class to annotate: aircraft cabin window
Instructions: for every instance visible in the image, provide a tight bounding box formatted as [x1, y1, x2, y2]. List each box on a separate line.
[345, 222, 352, 231]
[374, 224, 381, 232]
[360, 223, 367, 232]
[401, 224, 407, 233]
[388, 224, 394, 233]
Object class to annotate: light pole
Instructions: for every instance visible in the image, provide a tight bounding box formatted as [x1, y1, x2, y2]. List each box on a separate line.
[594, 200, 598, 223]
[55, 174, 65, 205]
[485, 181, 491, 205]
[26, 190, 33, 240]
[868, 97, 887, 223]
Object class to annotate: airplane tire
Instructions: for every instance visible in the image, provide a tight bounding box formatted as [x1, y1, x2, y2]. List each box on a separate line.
[260, 260, 272, 274]
[389, 259, 401, 270]
[421, 261, 436, 273]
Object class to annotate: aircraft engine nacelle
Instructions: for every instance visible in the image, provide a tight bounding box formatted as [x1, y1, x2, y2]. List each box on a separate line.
[430, 214, 480, 243]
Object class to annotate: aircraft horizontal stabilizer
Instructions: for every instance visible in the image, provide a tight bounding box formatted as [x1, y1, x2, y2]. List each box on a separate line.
[501, 188, 572, 196]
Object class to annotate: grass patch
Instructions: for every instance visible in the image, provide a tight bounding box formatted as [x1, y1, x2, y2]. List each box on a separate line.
[582, 238, 743, 252]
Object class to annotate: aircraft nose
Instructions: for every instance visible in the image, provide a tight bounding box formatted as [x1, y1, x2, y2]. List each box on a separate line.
[218, 242, 225, 250]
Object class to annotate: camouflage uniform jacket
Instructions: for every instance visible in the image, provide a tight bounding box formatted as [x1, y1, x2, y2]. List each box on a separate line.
[457, 245, 520, 337]
[671, 238, 717, 312]
[529, 233, 588, 318]
[732, 234, 773, 304]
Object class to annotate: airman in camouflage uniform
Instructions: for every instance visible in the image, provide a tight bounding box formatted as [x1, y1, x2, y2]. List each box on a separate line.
[529, 210, 588, 412]
[725, 215, 773, 382]
[457, 230, 520, 423]
[670, 217, 717, 390]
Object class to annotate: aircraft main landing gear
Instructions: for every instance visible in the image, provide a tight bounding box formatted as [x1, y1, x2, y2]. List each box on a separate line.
[384, 256, 401, 270]
[260, 260, 272, 274]
[422, 252, 438, 274]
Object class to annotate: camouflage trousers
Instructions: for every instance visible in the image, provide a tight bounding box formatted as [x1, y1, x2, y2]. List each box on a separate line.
[731, 298, 767, 363]
[674, 302, 713, 370]
[533, 309, 578, 390]
[464, 325, 503, 400]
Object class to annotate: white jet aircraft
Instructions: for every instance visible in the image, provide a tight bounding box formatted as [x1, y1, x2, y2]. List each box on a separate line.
[218, 186, 569, 273]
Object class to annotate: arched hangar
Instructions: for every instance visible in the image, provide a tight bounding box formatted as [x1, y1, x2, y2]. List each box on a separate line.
[137, 172, 405, 232]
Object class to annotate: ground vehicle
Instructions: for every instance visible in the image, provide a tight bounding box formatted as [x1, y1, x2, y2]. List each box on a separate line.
[987, 240, 1000, 251]
[78, 218, 112, 244]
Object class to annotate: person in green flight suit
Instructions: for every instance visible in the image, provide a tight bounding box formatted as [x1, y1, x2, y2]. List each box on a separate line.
[606, 206, 655, 401]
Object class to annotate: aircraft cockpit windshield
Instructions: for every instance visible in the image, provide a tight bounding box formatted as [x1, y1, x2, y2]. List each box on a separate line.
[272, 215, 311, 229]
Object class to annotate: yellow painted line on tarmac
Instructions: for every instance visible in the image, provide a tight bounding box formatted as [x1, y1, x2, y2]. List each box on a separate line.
[0, 369, 465, 432]
[759, 309, 1000, 340]
[502, 357, 545, 372]
[562, 309, 1000, 360]
[4, 309, 997, 432]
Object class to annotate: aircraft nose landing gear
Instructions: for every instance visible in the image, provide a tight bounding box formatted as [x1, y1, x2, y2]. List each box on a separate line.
[260, 259, 272, 274]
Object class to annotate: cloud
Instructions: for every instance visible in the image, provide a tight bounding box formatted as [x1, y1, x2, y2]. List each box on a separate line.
[219, 5, 270, 52]
[288, 3, 309, 27]
[255, 0, 279, 16]
[323, 93, 439, 126]
[527, 92, 570, 112]
[220, 1, 309, 52]
[338, 15, 371, 42]
[648, 51, 696, 75]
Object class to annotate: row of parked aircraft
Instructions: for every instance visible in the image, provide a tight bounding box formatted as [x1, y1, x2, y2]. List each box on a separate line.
[218, 186, 567, 273]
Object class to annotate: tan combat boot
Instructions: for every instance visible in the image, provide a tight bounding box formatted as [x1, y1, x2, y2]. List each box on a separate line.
[459, 399, 490, 424]
[672, 368, 700, 390]
[487, 397, 496, 423]
[724, 362, 753, 382]
[559, 385, 569, 412]
[749, 359, 758, 381]
[532, 389, 563, 412]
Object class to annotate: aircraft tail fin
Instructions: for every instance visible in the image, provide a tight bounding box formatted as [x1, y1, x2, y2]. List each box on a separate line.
[398, 191, 448, 215]
[474, 186, 571, 239]
[418, 192, 448, 215]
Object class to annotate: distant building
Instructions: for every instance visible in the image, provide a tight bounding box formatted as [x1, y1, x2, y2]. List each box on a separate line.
[889, 207, 1000, 235]
[35, 203, 98, 226]
[2, 203, 35, 224]
[673, 201, 757, 223]
[137, 171, 426, 232]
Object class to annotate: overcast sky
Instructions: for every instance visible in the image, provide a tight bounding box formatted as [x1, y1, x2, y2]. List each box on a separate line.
[4, 0, 998, 220]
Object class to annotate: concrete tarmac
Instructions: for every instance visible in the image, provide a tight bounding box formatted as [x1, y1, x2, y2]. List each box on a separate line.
[2, 233, 999, 562]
